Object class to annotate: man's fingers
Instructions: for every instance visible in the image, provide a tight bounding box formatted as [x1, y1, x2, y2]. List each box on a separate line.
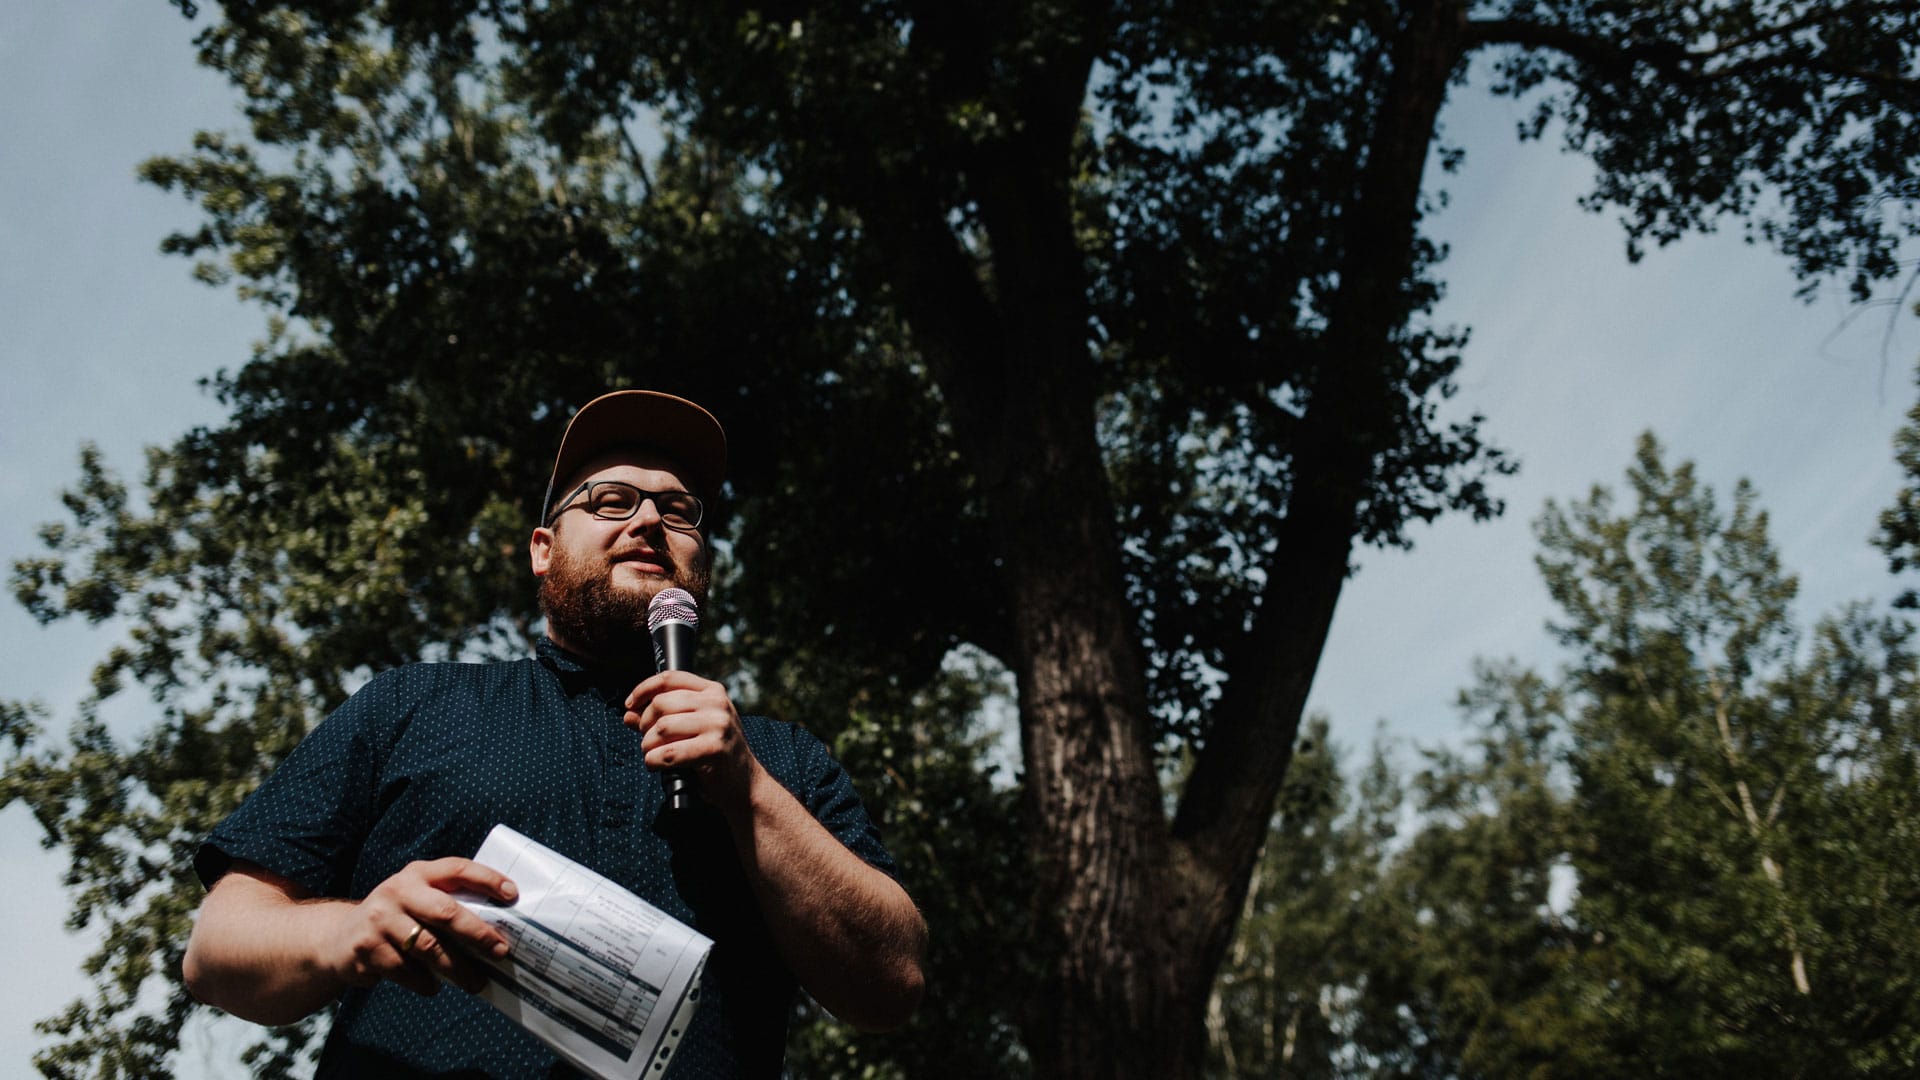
[639, 714, 706, 757]
[400, 921, 429, 956]
[436, 943, 495, 995]
[344, 860, 518, 996]
[415, 857, 519, 904]
[636, 695, 730, 739]
[404, 925, 496, 994]
[386, 940, 441, 996]
[624, 670, 720, 712]
[626, 687, 706, 731]
[646, 729, 731, 771]
[393, 885, 513, 960]
[432, 903, 515, 959]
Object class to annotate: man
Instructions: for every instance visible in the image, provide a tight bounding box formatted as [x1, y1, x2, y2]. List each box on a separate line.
[182, 390, 927, 1077]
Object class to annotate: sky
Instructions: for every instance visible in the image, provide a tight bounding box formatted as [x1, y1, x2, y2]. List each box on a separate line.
[2, 3, 1916, 1075]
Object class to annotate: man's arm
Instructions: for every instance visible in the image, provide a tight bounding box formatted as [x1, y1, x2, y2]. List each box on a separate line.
[628, 672, 929, 1032]
[722, 757, 929, 1031]
[182, 858, 519, 1026]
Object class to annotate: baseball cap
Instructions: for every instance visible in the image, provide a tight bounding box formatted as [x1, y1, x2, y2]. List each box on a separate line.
[540, 390, 728, 522]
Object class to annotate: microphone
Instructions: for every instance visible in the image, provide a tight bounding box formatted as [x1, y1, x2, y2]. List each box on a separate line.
[646, 587, 700, 812]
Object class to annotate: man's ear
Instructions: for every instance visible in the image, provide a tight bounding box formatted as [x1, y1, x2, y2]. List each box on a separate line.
[529, 526, 554, 576]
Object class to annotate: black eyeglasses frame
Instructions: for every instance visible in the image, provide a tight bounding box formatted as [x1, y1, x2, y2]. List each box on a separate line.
[543, 480, 704, 531]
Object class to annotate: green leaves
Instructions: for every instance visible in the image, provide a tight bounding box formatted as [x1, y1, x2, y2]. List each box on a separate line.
[1204, 720, 1412, 1078]
[1209, 436, 1920, 1076]
[1398, 438, 1920, 1076]
[1477, 0, 1920, 300]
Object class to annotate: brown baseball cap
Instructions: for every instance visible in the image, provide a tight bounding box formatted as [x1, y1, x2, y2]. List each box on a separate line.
[541, 390, 728, 522]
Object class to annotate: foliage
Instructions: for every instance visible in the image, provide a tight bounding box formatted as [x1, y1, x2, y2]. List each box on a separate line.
[1876, 359, 1920, 607]
[1202, 720, 1409, 1079]
[8, 0, 1920, 1075]
[1320, 436, 1920, 1077]
[1206, 436, 1920, 1077]
[1482, 0, 1920, 300]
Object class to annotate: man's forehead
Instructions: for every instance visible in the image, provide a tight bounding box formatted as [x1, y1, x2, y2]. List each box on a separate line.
[564, 444, 692, 490]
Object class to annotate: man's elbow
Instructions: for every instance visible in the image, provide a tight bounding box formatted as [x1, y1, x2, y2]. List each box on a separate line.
[181, 921, 319, 1027]
[182, 953, 317, 1027]
[842, 949, 927, 1033]
[181, 939, 245, 1019]
[181, 922, 237, 1011]
[879, 960, 927, 1032]
[844, 960, 925, 1030]
[181, 944, 211, 1006]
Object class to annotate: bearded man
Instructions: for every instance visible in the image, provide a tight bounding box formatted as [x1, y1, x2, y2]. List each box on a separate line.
[182, 390, 926, 1078]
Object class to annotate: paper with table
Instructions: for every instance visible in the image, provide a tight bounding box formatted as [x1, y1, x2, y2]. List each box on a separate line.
[456, 824, 712, 1080]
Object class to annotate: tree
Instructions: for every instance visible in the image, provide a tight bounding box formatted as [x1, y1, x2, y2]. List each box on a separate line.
[1201, 719, 1408, 1078]
[9, 0, 1920, 1075]
[1205, 435, 1920, 1076]
[1353, 661, 1582, 1078]
[1877, 359, 1920, 608]
[1367, 436, 1920, 1076]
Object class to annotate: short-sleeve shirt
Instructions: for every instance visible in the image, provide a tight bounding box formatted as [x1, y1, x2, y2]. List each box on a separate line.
[196, 638, 896, 1078]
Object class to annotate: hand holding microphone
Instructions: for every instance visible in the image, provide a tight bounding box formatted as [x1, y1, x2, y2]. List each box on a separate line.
[646, 588, 701, 812]
[630, 588, 760, 814]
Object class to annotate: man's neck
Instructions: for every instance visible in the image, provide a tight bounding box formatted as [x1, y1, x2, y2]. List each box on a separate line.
[545, 630, 615, 667]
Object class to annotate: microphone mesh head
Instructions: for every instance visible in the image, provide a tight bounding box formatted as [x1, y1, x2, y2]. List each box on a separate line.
[646, 587, 700, 632]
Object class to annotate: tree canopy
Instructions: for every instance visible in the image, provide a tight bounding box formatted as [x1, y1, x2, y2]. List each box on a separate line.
[1208, 436, 1920, 1077]
[8, 0, 1920, 1075]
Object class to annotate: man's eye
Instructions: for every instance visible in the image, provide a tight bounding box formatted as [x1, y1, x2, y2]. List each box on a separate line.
[591, 489, 637, 514]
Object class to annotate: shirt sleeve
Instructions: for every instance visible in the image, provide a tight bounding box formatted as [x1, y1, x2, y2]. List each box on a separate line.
[193, 670, 402, 897]
[769, 719, 900, 881]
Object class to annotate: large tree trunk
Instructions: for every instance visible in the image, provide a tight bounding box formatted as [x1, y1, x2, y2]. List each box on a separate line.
[1003, 368, 1180, 1078]
[868, 126, 1191, 1080]
[855, 136, 1192, 1080]
[854, 3, 1470, 1074]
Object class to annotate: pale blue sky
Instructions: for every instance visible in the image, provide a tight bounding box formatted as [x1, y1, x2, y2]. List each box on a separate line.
[3, 2, 1915, 1073]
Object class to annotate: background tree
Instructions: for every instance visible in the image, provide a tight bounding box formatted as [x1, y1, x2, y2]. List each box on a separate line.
[7, 0, 1920, 1076]
[1201, 719, 1407, 1078]
[1876, 358, 1920, 608]
[1333, 436, 1920, 1077]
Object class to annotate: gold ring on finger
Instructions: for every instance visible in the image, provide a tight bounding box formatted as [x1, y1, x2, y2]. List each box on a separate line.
[400, 924, 425, 954]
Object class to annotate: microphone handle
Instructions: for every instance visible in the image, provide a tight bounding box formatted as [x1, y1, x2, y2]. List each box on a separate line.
[652, 621, 698, 812]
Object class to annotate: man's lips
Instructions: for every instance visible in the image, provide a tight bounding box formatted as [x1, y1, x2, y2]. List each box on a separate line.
[611, 550, 669, 574]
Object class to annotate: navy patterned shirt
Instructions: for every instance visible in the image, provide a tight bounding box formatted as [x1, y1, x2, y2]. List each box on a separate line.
[196, 637, 896, 1078]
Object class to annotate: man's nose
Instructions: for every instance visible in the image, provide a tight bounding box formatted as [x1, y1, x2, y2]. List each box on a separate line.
[627, 497, 665, 531]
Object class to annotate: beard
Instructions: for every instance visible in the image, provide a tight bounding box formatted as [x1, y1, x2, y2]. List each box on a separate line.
[538, 538, 710, 667]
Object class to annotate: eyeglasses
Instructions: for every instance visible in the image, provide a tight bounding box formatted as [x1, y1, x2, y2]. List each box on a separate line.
[545, 481, 704, 531]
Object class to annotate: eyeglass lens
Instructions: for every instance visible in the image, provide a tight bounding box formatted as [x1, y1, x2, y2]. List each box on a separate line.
[581, 483, 701, 528]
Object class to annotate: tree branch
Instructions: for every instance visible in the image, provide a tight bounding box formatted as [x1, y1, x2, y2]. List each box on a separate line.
[1173, 0, 1472, 888]
[1467, 13, 1920, 97]
[617, 120, 655, 202]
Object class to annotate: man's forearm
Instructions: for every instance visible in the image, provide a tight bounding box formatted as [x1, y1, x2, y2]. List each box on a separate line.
[183, 870, 354, 1026]
[622, 672, 928, 1027]
[183, 858, 513, 1026]
[722, 764, 929, 1031]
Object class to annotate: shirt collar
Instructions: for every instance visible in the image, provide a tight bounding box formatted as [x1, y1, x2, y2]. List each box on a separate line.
[535, 636, 654, 697]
